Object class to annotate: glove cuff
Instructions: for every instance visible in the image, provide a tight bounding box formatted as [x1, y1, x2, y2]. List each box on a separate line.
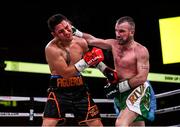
[96, 62, 107, 72]
[74, 59, 89, 72]
[117, 80, 131, 93]
[73, 28, 83, 37]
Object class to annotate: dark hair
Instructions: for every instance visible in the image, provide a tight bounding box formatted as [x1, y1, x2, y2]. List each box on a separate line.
[47, 13, 70, 32]
[116, 16, 135, 31]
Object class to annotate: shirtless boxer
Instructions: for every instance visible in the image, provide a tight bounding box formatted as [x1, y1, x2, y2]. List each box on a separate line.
[42, 13, 103, 126]
[73, 16, 157, 126]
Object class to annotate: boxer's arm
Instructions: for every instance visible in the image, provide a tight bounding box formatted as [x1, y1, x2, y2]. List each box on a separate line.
[45, 46, 77, 78]
[128, 46, 149, 88]
[45, 46, 104, 78]
[111, 46, 149, 94]
[72, 26, 111, 49]
[96, 62, 131, 97]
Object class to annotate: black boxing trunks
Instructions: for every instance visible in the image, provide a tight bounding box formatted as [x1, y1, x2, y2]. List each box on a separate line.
[43, 75, 101, 125]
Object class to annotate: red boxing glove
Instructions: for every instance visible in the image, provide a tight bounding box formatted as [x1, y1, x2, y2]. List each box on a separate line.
[96, 62, 118, 84]
[83, 47, 104, 66]
[103, 67, 118, 84]
[75, 47, 104, 72]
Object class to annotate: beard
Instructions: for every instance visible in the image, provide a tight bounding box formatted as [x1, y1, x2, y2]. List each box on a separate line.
[116, 36, 133, 45]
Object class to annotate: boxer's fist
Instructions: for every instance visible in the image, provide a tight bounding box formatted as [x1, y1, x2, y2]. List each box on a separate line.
[83, 47, 104, 66]
[75, 47, 104, 72]
[96, 62, 118, 84]
[103, 67, 118, 84]
[72, 26, 83, 37]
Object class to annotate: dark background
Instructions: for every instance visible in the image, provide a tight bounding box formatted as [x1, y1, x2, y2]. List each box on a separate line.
[1, 1, 180, 73]
[0, 1, 180, 126]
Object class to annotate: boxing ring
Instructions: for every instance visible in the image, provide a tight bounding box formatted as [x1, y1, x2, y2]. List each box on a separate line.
[0, 89, 180, 126]
[1, 61, 180, 126]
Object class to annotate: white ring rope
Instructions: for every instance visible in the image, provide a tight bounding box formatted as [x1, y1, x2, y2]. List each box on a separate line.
[0, 112, 117, 118]
[33, 97, 114, 103]
[1, 89, 180, 102]
[155, 105, 180, 114]
[0, 89, 179, 119]
[0, 105, 180, 118]
[155, 89, 180, 99]
[0, 96, 30, 101]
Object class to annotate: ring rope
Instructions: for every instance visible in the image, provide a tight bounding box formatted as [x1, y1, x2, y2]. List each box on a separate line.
[155, 89, 180, 99]
[155, 105, 180, 114]
[0, 89, 179, 119]
[0, 89, 180, 102]
[0, 105, 180, 118]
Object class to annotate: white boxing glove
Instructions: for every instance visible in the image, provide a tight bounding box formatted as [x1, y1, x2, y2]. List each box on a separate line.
[72, 26, 83, 37]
